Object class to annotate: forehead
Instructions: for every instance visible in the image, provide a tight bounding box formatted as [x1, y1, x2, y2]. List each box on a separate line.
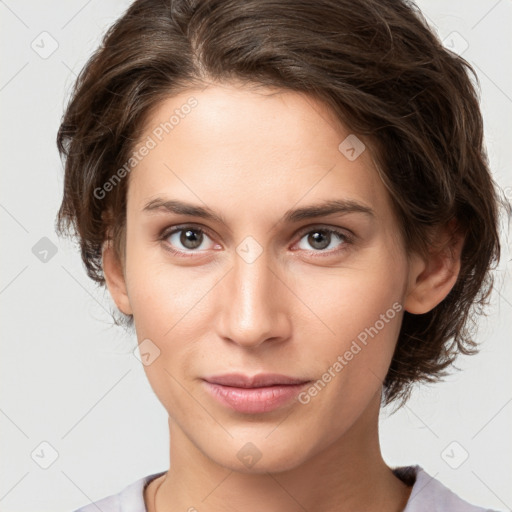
[126, 83, 390, 221]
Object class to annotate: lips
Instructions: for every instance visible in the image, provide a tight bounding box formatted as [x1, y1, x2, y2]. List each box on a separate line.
[202, 373, 312, 414]
[203, 372, 310, 388]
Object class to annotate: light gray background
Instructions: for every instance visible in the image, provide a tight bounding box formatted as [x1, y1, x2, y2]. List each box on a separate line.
[1, 1, 511, 511]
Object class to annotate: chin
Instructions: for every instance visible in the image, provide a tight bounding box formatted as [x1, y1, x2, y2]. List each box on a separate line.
[204, 434, 314, 475]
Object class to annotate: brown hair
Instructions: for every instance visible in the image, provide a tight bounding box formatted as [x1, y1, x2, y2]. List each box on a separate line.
[55, 0, 504, 406]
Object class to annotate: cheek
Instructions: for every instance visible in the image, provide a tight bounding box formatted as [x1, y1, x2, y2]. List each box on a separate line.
[308, 257, 405, 343]
[123, 246, 211, 399]
[293, 285, 403, 437]
[126, 259, 203, 414]
[297, 250, 406, 393]
[123, 234, 191, 334]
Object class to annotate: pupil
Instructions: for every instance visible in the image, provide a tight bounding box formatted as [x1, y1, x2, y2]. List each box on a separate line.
[309, 231, 330, 250]
[181, 229, 202, 249]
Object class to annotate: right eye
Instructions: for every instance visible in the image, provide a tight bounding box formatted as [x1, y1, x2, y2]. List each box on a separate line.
[160, 225, 218, 256]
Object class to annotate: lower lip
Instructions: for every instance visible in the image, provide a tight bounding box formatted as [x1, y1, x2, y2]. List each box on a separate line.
[202, 381, 310, 414]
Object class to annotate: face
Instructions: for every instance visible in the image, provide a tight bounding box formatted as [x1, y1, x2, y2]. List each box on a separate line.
[108, 82, 415, 472]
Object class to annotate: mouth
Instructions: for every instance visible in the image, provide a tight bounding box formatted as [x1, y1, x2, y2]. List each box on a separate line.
[202, 373, 312, 414]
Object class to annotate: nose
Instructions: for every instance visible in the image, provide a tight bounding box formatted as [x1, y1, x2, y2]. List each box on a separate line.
[215, 247, 292, 349]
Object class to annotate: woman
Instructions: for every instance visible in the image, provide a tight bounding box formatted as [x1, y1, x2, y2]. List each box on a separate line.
[56, 1, 503, 510]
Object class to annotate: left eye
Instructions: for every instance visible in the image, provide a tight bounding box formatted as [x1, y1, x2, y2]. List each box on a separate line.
[296, 228, 349, 252]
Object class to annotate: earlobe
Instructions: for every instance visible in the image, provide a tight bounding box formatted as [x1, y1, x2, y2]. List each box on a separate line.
[404, 224, 464, 315]
[102, 240, 133, 316]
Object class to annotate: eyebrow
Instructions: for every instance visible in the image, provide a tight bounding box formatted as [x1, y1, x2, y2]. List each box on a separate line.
[142, 198, 375, 224]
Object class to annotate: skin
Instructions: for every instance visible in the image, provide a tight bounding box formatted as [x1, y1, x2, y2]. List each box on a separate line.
[103, 81, 463, 512]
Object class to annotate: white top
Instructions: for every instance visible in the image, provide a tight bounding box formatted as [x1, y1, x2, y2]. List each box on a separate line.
[71, 465, 500, 512]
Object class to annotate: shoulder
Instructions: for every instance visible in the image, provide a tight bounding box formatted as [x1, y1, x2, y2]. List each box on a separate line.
[71, 471, 166, 512]
[395, 465, 501, 512]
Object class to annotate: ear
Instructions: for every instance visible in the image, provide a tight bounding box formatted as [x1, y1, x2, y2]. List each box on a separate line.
[404, 221, 464, 314]
[102, 240, 133, 316]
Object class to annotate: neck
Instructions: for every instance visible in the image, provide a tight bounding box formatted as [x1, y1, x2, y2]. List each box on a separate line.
[146, 393, 412, 512]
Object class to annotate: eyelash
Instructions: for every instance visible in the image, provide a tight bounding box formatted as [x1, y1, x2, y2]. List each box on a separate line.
[158, 224, 354, 258]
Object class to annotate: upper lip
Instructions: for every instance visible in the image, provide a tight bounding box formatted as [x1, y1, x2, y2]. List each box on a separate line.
[203, 373, 311, 388]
